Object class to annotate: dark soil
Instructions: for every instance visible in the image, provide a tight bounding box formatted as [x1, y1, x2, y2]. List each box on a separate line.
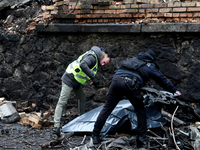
[0, 120, 92, 150]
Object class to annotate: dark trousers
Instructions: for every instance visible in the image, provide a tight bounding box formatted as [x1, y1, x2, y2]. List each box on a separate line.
[93, 76, 147, 137]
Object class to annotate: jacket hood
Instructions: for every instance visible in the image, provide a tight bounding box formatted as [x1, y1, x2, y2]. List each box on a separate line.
[137, 52, 155, 62]
[91, 46, 104, 63]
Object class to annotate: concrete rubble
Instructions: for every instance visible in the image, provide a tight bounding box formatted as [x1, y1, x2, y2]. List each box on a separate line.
[0, 97, 54, 130]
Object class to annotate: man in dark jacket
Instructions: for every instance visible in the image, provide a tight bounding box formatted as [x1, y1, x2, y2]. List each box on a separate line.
[53, 46, 110, 134]
[92, 50, 180, 147]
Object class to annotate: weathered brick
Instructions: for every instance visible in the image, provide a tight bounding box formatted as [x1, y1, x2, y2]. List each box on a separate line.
[116, 9, 125, 13]
[74, 19, 79, 23]
[93, 19, 98, 22]
[173, 8, 187, 12]
[173, 13, 179, 17]
[197, 2, 200, 6]
[132, 13, 139, 17]
[131, 4, 139, 8]
[166, 18, 172, 21]
[157, 12, 164, 17]
[98, 19, 104, 22]
[164, 13, 173, 17]
[123, 0, 135, 4]
[124, 9, 138, 13]
[159, 8, 172, 13]
[158, 18, 165, 22]
[168, 2, 181, 7]
[141, 4, 154, 8]
[193, 17, 200, 21]
[154, 3, 167, 8]
[108, 19, 115, 22]
[109, 5, 121, 9]
[139, 9, 145, 13]
[105, 9, 116, 13]
[119, 13, 131, 18]
[146, 8, 158, 13]
[193, 13, 200, 17]
[104, 19, 109, 22]
[79, 19, 87, 24]
[81, 9, 91, 13]
[188, 13, 193, 17]
[180, 13, 187, 17]
[92, 10, 105, 13]
[125, 4, 131, 8]
[138, 13, 145, 17]
[121, 5, 126, 9]
[182, 2, 195, 7]
[97, 6, 109, 9]
[87, 19, 93, 22]
[187, 18, 193, 22]
[73, 10, 81, 14]
[146, 13, 151, 17]
[187, 7, 200, 12]
[136, 0, 150, 4]
[173, 18, 180, 22]
[115, 19, 121, 22]
[180, 18, 188, 22]
[112, 1, 123, 5]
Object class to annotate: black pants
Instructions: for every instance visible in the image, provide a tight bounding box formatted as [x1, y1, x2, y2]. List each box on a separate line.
[93, 76, 147, 137]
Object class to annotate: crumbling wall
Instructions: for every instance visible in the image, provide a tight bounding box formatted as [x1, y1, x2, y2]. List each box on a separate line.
[40, 0, 200, 24]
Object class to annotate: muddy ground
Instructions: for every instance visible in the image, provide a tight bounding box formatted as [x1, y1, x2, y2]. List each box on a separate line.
[0, 119, 92, 150]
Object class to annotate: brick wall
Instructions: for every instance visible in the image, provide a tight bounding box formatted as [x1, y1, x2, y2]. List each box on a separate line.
[40, 0, 200, 24]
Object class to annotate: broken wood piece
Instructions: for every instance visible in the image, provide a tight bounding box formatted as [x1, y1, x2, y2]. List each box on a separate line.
[19, 112, 26, 118]
[28, 113, 43, 125]
[21, 117, 29, 126]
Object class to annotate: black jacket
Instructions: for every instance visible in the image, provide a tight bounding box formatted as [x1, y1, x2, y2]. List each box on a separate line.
[114, 52, 177, 93]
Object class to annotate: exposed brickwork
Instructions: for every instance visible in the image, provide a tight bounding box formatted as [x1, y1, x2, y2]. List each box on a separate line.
[40, 0, 200, 24]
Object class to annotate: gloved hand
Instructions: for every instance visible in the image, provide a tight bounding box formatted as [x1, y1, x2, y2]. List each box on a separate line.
[92, 76, 99, 87]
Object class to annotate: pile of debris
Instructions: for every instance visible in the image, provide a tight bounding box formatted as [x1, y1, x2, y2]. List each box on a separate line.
[0, 97, 54, 130]
[42, 87, 200, 150]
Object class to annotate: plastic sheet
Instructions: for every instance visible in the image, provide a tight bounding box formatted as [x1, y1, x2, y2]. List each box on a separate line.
[62, 100, 167, 135]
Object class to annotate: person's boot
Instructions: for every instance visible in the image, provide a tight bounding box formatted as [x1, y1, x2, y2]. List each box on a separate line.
[53, 126, 60, 135]
[92, 132, 101, 144]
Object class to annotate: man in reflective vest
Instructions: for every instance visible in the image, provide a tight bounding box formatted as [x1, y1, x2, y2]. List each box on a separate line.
[53, 46, 110, 134]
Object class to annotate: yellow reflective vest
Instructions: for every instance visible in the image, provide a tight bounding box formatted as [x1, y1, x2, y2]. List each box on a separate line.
[66, 50, 98, 84]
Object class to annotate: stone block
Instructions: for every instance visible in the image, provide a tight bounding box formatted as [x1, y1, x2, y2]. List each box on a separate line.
[136, 0, 149, 4]
[182, 2, 195, 7]
[0, 102, 17, 118]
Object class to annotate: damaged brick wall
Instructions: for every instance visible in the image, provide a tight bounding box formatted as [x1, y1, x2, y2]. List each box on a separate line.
[40, 0, 200, 24]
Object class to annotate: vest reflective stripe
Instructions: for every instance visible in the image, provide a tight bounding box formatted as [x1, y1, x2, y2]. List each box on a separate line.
[66, 50, 98, 84]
